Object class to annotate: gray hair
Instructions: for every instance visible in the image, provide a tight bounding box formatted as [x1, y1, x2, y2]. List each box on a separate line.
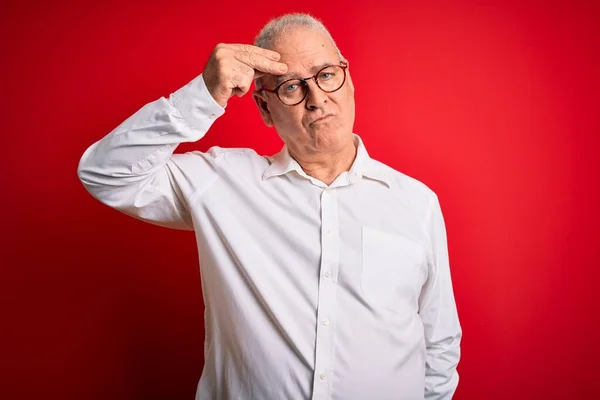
[254, 13, 343, 59]
[253, 13, 343, 88]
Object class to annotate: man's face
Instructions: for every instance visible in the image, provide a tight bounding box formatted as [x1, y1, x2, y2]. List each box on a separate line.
[253, 27, 355, 155]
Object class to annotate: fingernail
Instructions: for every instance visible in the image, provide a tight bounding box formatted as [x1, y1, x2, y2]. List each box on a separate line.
[279, 64, 287, 72]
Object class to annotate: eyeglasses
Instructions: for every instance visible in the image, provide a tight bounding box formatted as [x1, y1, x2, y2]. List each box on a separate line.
[258, 61, 348, 106]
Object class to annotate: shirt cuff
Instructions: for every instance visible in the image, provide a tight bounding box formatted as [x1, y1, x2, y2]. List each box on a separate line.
[169, 73, 226, 132]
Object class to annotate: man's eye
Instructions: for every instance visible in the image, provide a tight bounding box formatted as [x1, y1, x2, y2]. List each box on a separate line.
[284, 83, 299, 92]
[320, 72, 333, 80]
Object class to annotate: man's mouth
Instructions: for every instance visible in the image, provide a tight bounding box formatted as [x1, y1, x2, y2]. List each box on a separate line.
[311, 115, 334, 124]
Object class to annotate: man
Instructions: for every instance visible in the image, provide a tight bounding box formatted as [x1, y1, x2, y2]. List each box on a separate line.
[78, 12, 461, 400]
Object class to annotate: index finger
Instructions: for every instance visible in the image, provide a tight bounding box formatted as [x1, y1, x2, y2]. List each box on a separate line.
[230, 43, 282, 61]
[234, 51, 288, 75]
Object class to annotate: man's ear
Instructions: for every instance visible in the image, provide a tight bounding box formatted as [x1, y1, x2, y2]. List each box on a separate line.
[252, 90, 274, 127]
[347, 73, 355, 93]
[344, 60, 355, 92]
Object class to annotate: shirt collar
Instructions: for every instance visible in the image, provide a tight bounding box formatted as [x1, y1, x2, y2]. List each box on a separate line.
[262, 134, 391, 188]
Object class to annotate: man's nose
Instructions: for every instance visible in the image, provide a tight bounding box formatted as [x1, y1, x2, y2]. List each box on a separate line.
[304, 79, 328, 110]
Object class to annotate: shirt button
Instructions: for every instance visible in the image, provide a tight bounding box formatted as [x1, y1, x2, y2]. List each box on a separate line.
[326, 229, 332, 235]
[320, 372, 327, 380]
[323, 318, 331, 326]
[324, 270, 332, 278]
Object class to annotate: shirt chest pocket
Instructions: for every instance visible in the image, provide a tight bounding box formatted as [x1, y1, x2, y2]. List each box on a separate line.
[361, 226, 427, 313]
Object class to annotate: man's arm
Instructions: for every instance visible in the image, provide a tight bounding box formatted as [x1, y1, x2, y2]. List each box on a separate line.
[77, 44, 288, 229]
[77, 74, 225, 230]
[418, 194, 462, 399]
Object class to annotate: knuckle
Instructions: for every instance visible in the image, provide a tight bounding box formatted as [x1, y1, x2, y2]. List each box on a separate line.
[238, 86, 249, 96]
[216, 61, 228, 75]
[213, 46, 229, 61]
[217, 66, 233, 82]
[243, 64, 254, 76]
[262, 49, 274, 59]
[236, 75, 250, 87]
[248, 51, 259, 65]
[232, 61, 253, 78]
[239, 74, 250, 85]
[264, 59, 275, 71]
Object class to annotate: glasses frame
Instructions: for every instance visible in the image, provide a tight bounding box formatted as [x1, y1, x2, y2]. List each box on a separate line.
[258, 60, 349, 106]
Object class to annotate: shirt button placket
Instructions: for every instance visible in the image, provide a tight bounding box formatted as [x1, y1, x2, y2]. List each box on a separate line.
[311, 188, 339, 400]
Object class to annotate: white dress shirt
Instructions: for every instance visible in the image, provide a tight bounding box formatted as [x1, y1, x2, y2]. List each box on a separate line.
[78, 73, 461, 400]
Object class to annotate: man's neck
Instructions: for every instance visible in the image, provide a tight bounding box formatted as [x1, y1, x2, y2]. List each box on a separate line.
[288, 138, 358, 186]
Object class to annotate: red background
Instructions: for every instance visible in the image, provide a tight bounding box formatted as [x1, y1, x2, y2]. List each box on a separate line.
[2, 0, 599, 399]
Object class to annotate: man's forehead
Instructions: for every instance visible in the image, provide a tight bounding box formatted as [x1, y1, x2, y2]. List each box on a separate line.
[273, 27, 335, 58]
[263, 27, 340, 85]
[273, 61, 337, 85]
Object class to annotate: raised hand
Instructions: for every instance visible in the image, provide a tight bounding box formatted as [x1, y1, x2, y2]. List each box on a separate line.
[202, 43, 288, 107]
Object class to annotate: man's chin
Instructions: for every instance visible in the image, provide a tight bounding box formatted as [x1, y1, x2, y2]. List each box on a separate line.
[310, 130, 353, 149]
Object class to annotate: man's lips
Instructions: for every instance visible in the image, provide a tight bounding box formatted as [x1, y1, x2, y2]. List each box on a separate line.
[310, 114, 334, 124]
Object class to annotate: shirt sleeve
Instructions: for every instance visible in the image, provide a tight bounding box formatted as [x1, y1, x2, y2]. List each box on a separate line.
[77, 73, 225, 230]
[419, 193, 462, 399]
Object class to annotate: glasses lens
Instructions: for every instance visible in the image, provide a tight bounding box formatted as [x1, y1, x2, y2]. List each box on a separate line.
[277, 80, 306, 105]
[275, 65, 346, 105]
[316, 65, 345, 92]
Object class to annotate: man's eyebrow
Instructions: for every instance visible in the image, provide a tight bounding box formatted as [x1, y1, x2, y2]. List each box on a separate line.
[274, 62, 335, 86]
